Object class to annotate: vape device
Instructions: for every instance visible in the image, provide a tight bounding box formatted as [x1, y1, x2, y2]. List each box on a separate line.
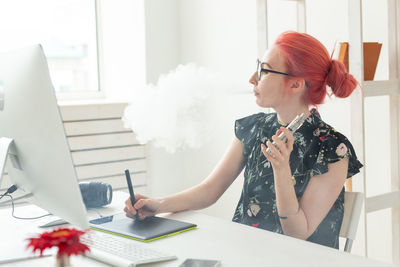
[265, 113, 307, 156]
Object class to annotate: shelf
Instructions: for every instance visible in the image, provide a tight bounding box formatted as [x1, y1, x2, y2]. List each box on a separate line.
[363, 79, 400, 97]
[366, 191, 400, 213]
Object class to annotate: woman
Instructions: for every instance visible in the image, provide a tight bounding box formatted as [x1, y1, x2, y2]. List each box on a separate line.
[124, 31, 363, 249]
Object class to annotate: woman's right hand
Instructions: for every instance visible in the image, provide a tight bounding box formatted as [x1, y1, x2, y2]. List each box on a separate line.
[123, 193, 162, 220]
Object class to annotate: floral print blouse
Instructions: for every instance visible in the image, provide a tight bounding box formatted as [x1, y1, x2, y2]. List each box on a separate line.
[232, 108, 363, 249]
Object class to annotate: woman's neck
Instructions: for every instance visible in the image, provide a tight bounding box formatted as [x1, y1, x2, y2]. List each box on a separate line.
[274, 105, 310, 125]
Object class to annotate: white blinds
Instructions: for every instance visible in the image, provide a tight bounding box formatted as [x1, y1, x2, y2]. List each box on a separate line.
[0, 102, 147, 199]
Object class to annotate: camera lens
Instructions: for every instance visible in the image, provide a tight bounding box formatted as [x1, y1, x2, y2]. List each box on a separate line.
[79, 182, 113, 208]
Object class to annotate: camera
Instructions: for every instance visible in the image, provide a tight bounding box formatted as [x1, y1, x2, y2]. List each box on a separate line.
[79, 182, 113, 208]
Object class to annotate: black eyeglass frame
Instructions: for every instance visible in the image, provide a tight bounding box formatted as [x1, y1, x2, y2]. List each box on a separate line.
[256, 59, 290, 81]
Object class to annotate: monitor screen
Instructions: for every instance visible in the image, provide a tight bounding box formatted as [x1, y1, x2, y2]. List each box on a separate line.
[0, 45, 89, 229]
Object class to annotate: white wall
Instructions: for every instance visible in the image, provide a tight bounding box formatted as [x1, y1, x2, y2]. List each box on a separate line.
[99, 0, 147, 100]
[144, 0, 260, 220]
[177, 0, 260, 218]
[143, 0, 185, 198]
[143, 0, 392, 263]
[144, 0, 180, 85]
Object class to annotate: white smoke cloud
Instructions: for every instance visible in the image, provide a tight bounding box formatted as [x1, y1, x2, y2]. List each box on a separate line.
[123, 63, 229, 153]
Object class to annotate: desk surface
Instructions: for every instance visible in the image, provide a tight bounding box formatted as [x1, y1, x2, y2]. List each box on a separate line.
[0, 192, 395, 267]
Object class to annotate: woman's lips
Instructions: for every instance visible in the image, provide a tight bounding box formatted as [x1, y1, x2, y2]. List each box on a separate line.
[253, 90, 259, 96]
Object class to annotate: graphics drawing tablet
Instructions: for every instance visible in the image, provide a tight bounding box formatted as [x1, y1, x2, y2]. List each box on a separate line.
[89, 213, 197, 242]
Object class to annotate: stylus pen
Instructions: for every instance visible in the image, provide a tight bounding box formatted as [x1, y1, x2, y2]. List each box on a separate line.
[125, 169, 139, 220]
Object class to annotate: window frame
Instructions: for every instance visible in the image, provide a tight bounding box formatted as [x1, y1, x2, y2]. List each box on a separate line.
[55, 0, 105, 101]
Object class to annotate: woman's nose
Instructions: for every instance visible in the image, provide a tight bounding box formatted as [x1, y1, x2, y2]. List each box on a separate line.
[249, 72, 258, 86]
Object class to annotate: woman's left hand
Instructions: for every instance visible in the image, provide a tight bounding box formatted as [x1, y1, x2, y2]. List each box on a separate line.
[261, 126, 294, 171]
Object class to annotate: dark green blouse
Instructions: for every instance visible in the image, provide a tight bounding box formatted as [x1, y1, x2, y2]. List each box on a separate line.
[232, 108, 363, 249]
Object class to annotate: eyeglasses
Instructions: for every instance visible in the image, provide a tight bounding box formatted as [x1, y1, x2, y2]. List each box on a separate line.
[256, 59, 290, 81]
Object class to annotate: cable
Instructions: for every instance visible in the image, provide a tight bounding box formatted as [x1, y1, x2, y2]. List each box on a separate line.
[0, 184, 18, 200]
[4, 194, 51, 220]
[1, 185, 51, 220]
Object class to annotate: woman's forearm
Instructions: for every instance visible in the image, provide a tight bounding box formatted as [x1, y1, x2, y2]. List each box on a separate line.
[157, 182, 217, 214]
[273, 166, 310, 240]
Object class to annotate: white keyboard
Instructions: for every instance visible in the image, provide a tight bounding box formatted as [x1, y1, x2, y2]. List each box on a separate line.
[81, 231, 177, 267]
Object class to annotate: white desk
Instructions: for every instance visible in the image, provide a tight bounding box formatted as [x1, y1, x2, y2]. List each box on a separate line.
[0, 192, 395, 267]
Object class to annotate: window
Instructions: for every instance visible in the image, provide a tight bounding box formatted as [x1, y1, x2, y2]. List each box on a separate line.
[0, 0, 100, 94]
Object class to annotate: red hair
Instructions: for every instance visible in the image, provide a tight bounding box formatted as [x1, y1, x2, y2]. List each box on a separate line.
[274, 31, 358, 106]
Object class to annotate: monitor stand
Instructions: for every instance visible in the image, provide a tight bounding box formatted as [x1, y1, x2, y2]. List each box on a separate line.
[0, 137, 31, 204]
[0, 137, 13, 185]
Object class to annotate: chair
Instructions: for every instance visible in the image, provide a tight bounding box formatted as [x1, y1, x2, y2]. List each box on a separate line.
[339, 191, 364, 252]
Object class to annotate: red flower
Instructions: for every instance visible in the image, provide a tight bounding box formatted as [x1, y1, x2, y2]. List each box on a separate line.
[252, 223, 259, 228]
[319, 135, 328, 141]
[26, 228, 90, 259]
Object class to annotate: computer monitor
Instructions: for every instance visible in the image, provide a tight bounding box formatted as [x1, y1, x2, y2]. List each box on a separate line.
[0, 44, 89, 229]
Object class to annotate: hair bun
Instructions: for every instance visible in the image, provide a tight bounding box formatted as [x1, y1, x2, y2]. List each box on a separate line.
[326, 60, 358, 98]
